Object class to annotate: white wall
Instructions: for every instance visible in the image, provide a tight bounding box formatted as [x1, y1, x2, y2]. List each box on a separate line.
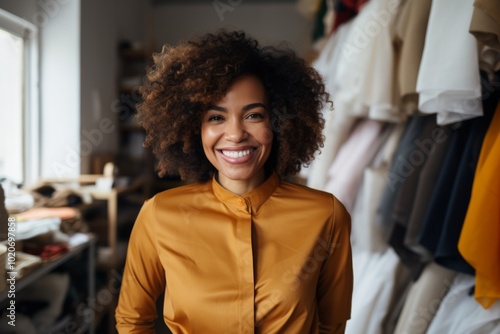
[151, 2, 312, 56]
[39, 0, 81, 179]
[80, 0, 118, 174]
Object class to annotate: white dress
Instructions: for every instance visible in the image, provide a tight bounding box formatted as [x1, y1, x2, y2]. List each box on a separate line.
[427, 274, 500, 334]
[416, 0, 483, 125]
[332, 0, 404, 123]
[346, 248, 412, 334]
[303, 21, 357, 189]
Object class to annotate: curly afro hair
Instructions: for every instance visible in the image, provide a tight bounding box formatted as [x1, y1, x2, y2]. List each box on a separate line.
[138, 30, 329, 183]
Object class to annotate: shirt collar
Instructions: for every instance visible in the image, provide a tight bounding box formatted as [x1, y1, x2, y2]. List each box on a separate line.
[212, 172, 279, 213]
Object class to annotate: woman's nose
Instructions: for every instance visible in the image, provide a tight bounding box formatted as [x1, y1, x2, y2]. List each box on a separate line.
[225, 119, 247, 142]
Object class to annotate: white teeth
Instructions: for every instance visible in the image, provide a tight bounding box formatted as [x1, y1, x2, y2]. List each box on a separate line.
[222, 149, 252, 158]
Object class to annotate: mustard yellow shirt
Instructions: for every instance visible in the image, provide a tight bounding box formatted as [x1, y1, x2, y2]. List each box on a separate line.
[115, 173, 353, 333]
[459, 101, 500, 309]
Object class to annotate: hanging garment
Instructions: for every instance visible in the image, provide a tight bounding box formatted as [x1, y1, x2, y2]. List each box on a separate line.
[458, 99, 500, 309]
[389, 115, 446, 267]
[474, 0, 500, 24]
[331, 0, 370, 33]
[351, 167, 389, 252]
[305, 110, 356, 189]
[333, 0, 405, 122]
[427, 274, 500, 334]
[418, 77, 500, 274]
[394, 0, 432, 115]
[346, 248, 412, 334]
[348, 124, 407, 334]
[325, 118, 388, 212]
[404, 125, 453, 258]
[304, 22, 357, 188]
[377, 115, 432, 244]
[416, 0, 483, 125]
[394, 262, 457, 334]
[470, 5, 500, 52]
[351, 123, 405, 253]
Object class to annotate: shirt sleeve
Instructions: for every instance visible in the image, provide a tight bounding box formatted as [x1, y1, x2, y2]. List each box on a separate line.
[317, 196, 353, 334]
[115, 196, 166, 333]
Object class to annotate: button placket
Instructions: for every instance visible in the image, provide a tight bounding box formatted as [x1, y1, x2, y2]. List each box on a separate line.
[236, 210, 254, 333]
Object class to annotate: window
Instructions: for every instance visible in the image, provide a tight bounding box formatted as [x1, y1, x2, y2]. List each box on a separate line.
[0, 9, 38, 185]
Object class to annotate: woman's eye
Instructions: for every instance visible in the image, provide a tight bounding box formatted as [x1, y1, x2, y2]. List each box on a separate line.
[208, 115, 224, 122]
[246, 113, 264, 120]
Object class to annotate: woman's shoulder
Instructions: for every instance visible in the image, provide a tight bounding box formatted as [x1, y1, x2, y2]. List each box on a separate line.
[151, 181, 213, 203]
[274, 180, 351, 226]
[277, 180, 337, 204]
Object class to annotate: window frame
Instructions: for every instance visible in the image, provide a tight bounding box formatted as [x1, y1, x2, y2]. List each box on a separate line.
[0, 8, 39, 186]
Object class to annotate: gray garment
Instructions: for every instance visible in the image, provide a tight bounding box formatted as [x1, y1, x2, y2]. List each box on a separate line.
[377, 116, 426, 235]
[379, 114, 448, 273]
[391, 115, 443, 227]
[405, 126, 453, 258]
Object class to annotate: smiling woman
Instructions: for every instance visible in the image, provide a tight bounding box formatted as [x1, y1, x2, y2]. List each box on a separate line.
[116, 30, 353, 334]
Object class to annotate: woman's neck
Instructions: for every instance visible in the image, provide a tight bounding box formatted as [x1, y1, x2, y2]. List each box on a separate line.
[216, 170, 266, 196]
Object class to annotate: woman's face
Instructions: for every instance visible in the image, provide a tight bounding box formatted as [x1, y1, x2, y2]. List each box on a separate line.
[201, 74, 273, 192]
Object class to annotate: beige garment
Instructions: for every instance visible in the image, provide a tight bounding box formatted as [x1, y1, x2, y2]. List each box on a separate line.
[470, 6, 500, 51]
[394, 262, 457, 334]
[395, 0, 433, 115]
[474, 0, 500, 24]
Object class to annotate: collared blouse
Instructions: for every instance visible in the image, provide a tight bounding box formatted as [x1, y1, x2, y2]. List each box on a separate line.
[115, 173, 353, 333]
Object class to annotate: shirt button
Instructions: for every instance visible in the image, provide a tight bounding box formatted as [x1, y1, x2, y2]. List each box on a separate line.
[238, 198, 245, 206]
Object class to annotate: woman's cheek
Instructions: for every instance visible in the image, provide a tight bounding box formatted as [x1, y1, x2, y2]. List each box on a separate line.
[259, 127, 274, 145]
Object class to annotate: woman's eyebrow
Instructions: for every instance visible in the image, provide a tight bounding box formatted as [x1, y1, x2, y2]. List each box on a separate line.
[208, 103, 267, 112]
[208, 105, 227, 112]
[242, 103, 267, 111]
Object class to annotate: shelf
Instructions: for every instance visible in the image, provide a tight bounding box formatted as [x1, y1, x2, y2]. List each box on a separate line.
[118, 43, 155, 199]
[0, 235, 96, 334]
[0, 235, 96, 302]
